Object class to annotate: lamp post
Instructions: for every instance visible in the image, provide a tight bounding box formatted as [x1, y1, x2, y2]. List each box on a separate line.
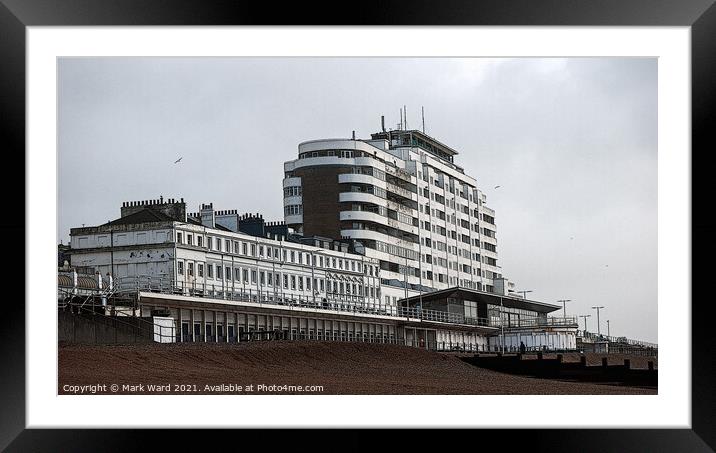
[557, 299, 571, 318]
[579, 314, 591, 333]
[607, 319, 610, 338]
[591, 306, 605, 336]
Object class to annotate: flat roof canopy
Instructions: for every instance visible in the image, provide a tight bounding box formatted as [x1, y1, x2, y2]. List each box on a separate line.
[399, 286, 561, 314]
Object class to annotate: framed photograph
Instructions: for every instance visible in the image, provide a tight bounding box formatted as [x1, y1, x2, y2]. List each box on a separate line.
[4, 0, 713, 449]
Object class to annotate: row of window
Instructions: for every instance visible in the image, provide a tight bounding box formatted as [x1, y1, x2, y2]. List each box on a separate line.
[420, 203, 485, 234]
[419, 163, 478, 201]
[420, 253, 476, 274]
[176, 231, 374, 274]
[176, 261, 382, 298]
[417, 173, 490, 225]
[284, 204, 303, 216]
[283, 186, 302, 197]
[298, 149, 369, 160]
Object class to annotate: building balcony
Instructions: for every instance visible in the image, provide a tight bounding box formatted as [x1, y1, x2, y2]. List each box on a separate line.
[339, 210, 418, 235]
[385, 198, 414, 216]
[338, 191, 387, 207]
[282, 177, 302, 188]
[283, 195, 302, 206]
[338, 173, 387, 188]
[284, 214, 303, 225]
[384, 164, 415, 184]
[385, 181, 418, 202]
[340, 228, 418, 250]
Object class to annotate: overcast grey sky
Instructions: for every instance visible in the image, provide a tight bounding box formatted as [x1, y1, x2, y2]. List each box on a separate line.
[58, 57, 657, 342]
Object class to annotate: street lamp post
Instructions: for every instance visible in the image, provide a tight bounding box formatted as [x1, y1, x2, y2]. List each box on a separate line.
[591, 306, 605, 336]
[607, 319, 610, 338]
[557, 299, 571, 318]
[579, 314, 591, 333]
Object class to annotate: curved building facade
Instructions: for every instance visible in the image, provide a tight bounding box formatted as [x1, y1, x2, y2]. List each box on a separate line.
[283, 128, 502, 308]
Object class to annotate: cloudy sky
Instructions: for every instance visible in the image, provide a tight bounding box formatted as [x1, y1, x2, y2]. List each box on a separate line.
[58, 57, 657, 342]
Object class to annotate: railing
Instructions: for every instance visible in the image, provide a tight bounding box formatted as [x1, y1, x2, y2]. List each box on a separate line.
[107, 276, 583, 332]
[346, 185, 387, 199]
[58, 299, 177, 343]
[578, 330, 658, 350]
[116, 276, 402, 317]
[385, 181, 416, 200]
[398, 306, 490, 327]
[114, 277, 496, 327]
[503, 316, 579, 328]
[384, 164, 413, 183]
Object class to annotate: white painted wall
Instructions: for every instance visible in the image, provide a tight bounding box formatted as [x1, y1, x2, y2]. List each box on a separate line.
[153, 316, 176, 343]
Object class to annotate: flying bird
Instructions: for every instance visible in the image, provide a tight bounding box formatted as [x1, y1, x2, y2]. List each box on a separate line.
[174, 157, 183, 164]
[494, 185, 501, 189]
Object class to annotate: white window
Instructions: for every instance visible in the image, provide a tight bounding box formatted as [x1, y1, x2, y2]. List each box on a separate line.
[178, 261, 184, 275]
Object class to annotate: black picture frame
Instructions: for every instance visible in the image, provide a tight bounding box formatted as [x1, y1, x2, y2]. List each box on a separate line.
[2, 0, 713, 450]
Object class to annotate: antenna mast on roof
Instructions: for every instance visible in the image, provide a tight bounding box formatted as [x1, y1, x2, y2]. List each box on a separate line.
[422, 106, 425, 134]
[404, 105, 407, 130]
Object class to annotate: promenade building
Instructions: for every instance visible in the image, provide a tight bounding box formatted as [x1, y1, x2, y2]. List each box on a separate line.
[283, 121, 503, 308]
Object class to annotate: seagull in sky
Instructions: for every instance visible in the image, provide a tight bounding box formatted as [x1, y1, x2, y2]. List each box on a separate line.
[174, 157, 183, 164]
[494, 185, 501, 189]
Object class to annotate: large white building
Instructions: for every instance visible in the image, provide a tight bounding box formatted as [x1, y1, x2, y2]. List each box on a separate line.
[283, 123, 504, 307]
[70, 198, 384, 313]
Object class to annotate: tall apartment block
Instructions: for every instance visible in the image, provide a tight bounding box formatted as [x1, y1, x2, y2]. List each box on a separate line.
[283, 118, 503, 308]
